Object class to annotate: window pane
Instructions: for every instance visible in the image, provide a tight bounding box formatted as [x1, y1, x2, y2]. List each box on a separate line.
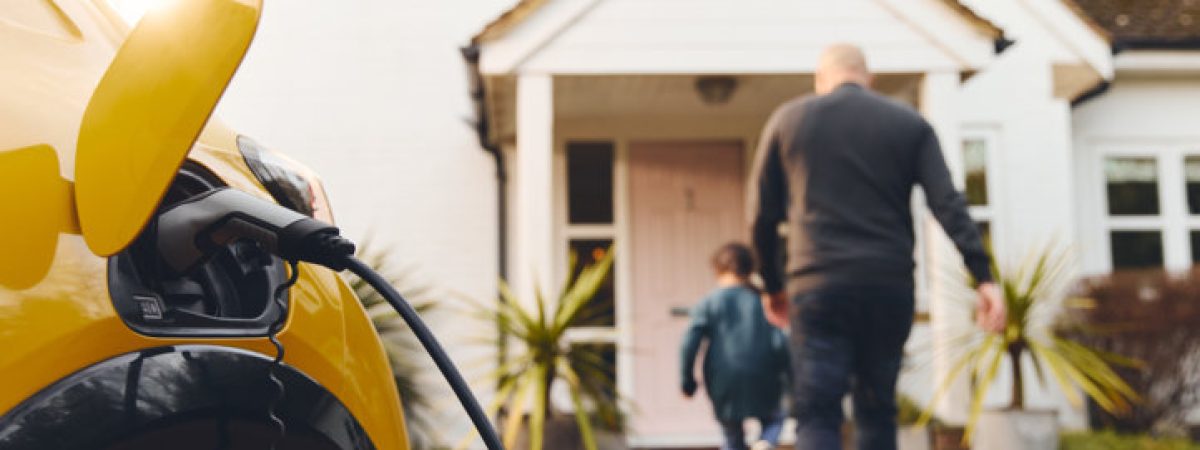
[1186, 156, 1200, 215]
[1110, 231, 1163, 269]
[1106, 157, 1159, 215]
[568, 239, 615, 326]
[567, 142, 614, 224]
[1193, 231, 1200, 266]
[963, 138, 988, 206]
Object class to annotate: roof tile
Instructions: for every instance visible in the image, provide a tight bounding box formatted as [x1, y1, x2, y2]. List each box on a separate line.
[1069, 0, 1200, 48]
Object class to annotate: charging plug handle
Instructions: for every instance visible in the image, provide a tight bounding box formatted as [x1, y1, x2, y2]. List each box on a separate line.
[157, 188, 354, 273]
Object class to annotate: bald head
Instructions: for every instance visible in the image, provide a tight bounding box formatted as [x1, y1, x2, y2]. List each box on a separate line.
[814, 43, 872, 95]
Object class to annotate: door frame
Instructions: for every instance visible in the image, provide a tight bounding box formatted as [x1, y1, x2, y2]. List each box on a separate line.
[554, 115, 761, 447]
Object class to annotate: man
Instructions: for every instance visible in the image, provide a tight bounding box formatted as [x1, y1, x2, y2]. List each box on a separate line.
[749, 44, 1006, 450]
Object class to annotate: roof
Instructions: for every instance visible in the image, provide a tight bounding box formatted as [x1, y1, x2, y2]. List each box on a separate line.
[1068, 0, 1200, 49]
[471, 0, 542, 44]
[936, 0, 1004, 41]
[471, 0, 1003, 45]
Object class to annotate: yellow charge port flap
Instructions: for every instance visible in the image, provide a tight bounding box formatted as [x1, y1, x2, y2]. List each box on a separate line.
[74, 0, 262, 256]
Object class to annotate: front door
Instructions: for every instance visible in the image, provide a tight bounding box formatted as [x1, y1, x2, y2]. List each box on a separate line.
[628, 140, 745, 444]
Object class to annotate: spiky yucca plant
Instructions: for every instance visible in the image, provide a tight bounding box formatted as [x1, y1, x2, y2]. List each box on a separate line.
[460, 246, 619, 450]
[346, 241, 442, 450]
[918, 245, 1140, 442]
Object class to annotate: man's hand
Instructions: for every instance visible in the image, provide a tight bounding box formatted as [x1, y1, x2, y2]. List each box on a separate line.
[762, 291, 789, 329]
[976, 282, 1006, 333]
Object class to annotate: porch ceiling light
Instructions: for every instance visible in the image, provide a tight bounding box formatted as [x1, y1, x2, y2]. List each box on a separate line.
[695, 75, 738, 105]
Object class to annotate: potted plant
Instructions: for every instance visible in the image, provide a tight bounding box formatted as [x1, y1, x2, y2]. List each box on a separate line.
[918, 245, 1140, 450]
[460, 247, 621, 450]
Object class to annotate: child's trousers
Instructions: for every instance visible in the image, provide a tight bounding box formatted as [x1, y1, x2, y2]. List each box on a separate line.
[718, 410, 785, 450]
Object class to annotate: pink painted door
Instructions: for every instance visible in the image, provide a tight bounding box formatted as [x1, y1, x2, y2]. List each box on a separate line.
[628, 140, 745, 442]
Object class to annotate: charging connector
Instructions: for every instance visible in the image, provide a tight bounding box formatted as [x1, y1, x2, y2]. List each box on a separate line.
[155, 187, 505, 450]
[157, 188, 352, 273]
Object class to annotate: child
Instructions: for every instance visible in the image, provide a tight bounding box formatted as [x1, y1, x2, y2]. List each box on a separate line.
[680, 242, 790, 450]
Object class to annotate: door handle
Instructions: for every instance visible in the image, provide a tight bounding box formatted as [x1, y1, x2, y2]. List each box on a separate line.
[669, 306, 691, 318]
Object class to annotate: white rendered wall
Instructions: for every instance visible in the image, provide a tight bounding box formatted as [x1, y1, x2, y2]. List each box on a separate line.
[960, 41, 1079, 254]
[215, 0, 516, 444]
[1073, 77, 1200, 275]
[899, 40, 1088, 431]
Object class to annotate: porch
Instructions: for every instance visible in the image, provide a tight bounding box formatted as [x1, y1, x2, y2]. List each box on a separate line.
[469, 0, 1003, 447]
[490, 74, 964, 448]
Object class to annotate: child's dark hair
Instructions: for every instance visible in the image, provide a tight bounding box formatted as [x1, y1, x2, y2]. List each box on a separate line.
[711, 242, 756, 277]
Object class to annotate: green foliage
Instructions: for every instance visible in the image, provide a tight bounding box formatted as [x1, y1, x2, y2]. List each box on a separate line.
[459, 246, 618, 450]
[346, 240, 443, 450]
[1060, 431, 1200, 450]
[896, 394, 927, 427]
[919, 245, 1140, 443]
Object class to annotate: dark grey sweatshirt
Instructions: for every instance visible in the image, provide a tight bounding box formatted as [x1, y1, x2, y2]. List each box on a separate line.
[750, 83, 992, 294]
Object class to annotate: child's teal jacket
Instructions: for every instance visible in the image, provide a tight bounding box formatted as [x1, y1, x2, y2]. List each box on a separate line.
[680, 284, 790, 421]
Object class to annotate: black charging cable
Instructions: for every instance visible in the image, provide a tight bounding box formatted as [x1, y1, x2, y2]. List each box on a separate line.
[292, 236, 506, 449]
[266, 259, 300, 450]
[339, 255, 505, 450]
[301, 233, 505, 449]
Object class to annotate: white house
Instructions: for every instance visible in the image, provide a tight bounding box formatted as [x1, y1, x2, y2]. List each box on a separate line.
[207, 0, 1200, 447]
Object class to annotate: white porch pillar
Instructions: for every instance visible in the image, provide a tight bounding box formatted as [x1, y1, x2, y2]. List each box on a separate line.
[921, 70, 970, 425]
[513, 73, 556, 304]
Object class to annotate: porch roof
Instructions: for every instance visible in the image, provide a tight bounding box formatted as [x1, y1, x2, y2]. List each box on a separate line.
[472, 0, 1003, 46]
[471, 0, 1008, 76]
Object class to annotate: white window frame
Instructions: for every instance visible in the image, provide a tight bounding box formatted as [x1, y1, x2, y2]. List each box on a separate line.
[1091, 142, 1197, 273]
[960, 126, 1003, 253]
[547, 139, 624, 414]
[555, 140, 620, 343]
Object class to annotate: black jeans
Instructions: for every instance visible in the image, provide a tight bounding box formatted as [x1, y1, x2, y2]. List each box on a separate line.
[789, 283, 914, 450]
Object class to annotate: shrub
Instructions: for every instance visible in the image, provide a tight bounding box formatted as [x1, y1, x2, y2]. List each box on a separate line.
[897, 394, 926, 427]
[1069, 269, 1200, 436]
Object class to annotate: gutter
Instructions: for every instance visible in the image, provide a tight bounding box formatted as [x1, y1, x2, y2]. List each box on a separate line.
[1073, 40, 1200, 107]
[1071, 79, 1110, 107]
[994, 37, 1015, 54]
[460, 44, 511, 369]
[460, 44, 508, 284]
[1113, 39, 1200, 52]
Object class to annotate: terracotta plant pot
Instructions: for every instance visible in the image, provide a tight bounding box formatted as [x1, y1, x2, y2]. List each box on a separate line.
[512, 414, 628, 450]
[931, 426, 966, 450]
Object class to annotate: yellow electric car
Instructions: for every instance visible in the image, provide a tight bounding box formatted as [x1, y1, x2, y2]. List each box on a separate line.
[0, 1, 419, 448]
